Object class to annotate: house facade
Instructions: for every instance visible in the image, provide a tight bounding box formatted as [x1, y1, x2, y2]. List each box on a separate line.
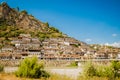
[0, 34, 120, 60]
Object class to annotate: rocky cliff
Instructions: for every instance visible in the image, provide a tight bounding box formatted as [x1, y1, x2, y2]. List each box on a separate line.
[0, 2, 50, 31]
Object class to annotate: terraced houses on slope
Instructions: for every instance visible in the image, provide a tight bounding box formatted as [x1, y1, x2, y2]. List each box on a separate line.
[0, 34, 120, 60]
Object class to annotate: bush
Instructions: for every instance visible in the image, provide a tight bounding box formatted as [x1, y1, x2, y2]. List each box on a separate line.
[0, 64, 4, 72]
[82, 61, 120, 79]
[111, 60, 120, 77]
[21, 10, 28, 14]
[96, 65, 114, 78]
[15, 57, 50, 78]
[83, 61, 96, 77]
[67, 61, 78, 67]
[50, 27, 60, 33]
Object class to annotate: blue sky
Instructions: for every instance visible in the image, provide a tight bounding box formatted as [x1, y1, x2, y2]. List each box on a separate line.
[1, 0, 120, 44]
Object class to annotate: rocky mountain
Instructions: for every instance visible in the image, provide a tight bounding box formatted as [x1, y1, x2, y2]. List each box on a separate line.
[0, 2, 47, 31]
[0, 2, 65, 40]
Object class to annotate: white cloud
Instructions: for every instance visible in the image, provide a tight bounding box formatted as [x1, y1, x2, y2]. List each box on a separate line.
[85, 39, 92, 42]
[112, 34, 117, 37]
[105, 42, 120, 48]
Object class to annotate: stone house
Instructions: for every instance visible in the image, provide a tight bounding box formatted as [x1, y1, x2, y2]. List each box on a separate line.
[0, 52, 12, 60]
[28, 49, 43, 59]
[1, 46, 14, 52]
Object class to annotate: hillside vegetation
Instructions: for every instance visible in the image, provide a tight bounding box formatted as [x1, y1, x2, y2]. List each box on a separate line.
[0, 2, 65, 46]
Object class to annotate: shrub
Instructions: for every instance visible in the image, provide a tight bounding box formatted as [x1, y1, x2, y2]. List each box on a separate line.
[96, 65, 114, 78]
[103, 66, 114, 79]
[67, 61, 78, 67]
[15, 57, 50, 78]
[0, 64, 4, 72]
[82, 61, 120, 79]
[83, 61, 96, 77]
[111, 60, 120, 77]
[50, 27, 60, 33]
[21, 10, 28, 14]
[45, 22, 49, 27]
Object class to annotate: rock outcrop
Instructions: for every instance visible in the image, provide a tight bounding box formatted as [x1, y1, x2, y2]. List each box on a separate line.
[0, 2, 48, 31]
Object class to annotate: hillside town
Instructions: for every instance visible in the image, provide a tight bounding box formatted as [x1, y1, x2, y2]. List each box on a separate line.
[0, 2, 120, 61]
[0, 34, 120, 60]
[0, 1, 120, 80]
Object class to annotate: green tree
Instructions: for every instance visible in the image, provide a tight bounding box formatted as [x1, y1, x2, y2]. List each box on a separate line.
[15, 57, 50, 78]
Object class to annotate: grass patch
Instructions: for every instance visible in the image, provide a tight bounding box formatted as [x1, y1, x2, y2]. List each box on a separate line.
[67, 61, 78, 68]
[0, 73, 73, 80]
[43, 73, 73, 80]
